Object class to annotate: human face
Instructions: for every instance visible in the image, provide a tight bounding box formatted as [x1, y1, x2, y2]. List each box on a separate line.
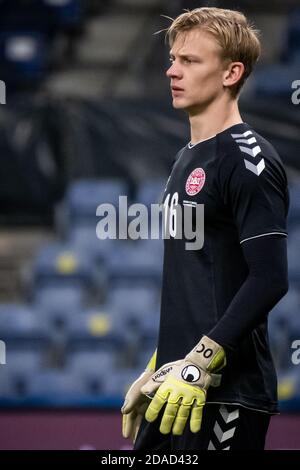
[167, 28, 229, 114]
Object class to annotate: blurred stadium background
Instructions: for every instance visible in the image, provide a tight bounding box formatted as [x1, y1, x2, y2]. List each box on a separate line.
[0, 0, 299, 450]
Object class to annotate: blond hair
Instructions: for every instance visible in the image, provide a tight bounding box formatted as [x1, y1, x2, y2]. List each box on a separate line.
[166, 7, 261, 96]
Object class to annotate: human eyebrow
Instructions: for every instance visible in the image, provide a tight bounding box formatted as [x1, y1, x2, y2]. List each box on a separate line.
[169, 53, 200, 61]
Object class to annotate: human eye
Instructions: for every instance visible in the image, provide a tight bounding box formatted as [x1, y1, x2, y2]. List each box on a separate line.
[182, 57, 193, 64]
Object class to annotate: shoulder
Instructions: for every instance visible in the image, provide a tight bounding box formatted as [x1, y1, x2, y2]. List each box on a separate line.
[216, 123, 287, 184]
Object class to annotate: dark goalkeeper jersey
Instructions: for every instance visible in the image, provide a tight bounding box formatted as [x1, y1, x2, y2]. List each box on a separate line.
[156, 122, 289, 413]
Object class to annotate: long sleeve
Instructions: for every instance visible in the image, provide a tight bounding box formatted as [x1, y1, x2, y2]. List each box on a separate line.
[207, 234, 289, 350]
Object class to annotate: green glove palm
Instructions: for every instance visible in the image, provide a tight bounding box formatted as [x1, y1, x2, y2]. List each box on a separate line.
[141, 336, 226, 436]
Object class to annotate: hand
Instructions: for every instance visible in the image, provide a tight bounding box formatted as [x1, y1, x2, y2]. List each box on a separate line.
[121, 359, 183, 442]
[141, 336, 226, 436]
[121, 370, 153, 442]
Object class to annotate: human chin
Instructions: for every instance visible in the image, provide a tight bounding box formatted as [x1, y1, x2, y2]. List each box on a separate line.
[171, 96, 187, 109]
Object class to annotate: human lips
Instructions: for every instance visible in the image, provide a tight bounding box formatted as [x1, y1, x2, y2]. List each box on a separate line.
[171, 85, 184, 97]
[171, 85, 184, 92]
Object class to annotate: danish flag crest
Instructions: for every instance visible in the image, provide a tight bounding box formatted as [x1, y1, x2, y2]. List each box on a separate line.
[185, 168, 206, 196]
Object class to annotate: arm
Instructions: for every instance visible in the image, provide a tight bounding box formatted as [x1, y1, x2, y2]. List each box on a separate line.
[208, 234, 289, 351]
[210, 136, 289, 349]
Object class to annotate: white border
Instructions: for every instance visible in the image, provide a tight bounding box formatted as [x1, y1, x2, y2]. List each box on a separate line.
[240, 232, 288, 244]
[188, 134, 217, 148]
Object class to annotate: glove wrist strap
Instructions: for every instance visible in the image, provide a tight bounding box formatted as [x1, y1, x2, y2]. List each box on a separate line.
[185, 335, 226, 373]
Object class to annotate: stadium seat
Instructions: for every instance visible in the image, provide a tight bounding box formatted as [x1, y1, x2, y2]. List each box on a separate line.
[103, 367, 145, 396]
[69, 225, 116, 265]
[108, 284, 160, 316]
[0, 303, 49, 350]
[0, 308, 48, 398]
[66, 350, 117, 394]
[34, 285, 86, 331]
[25, 368, 89, 397]
[31, 242, 102, 292]
[67, 349, 116, 374]
[106, 241, 162, 286]
[66, 310, 126, 356]
[0, 368, 12, 398]
[107, 286, 160, 348]
[35, 285, 86, 310]
[64, 178, 128, 229]
[0, 350, 45, 398]
[0, 365, 30, 398]
[0, 346, 49, 393]
[6, 349, 44, 373]
[278, 368, 300, 403]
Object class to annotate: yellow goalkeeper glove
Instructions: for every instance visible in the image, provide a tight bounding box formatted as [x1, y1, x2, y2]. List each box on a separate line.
[141, 336, 226, 436]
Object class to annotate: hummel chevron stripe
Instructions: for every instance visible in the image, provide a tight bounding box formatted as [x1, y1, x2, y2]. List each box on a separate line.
[244, 158, 265, 176]
[239, 145, 262, 158]
[213, 421, 236, 443]
[219, 405, 239, 423]
[231, 130, 253, 139]
[234, 137, 257, 145]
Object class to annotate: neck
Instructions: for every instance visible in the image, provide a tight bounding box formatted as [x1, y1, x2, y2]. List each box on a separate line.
[188, 95, 243, 144]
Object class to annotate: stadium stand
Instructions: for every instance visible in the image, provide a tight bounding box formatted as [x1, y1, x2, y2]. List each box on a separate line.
[0, 0, 299, 419]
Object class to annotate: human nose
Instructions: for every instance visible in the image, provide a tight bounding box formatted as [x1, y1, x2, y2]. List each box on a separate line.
[166, 61, 182, 79]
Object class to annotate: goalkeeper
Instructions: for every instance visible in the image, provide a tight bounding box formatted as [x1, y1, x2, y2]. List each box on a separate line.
[121, 7, 289, 450]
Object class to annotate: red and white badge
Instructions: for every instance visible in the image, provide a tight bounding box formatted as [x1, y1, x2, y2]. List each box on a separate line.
[185, 168, 206, 196]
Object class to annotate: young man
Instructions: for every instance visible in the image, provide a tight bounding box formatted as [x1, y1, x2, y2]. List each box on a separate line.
[121, 7, 289, 450]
